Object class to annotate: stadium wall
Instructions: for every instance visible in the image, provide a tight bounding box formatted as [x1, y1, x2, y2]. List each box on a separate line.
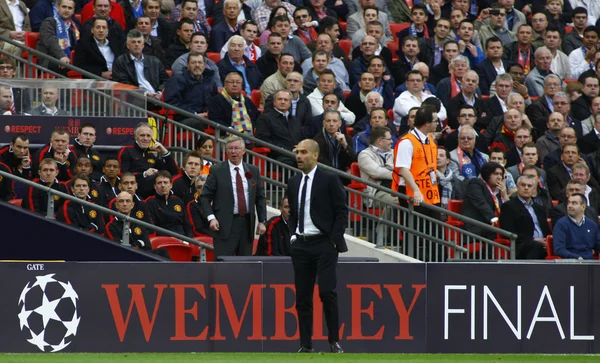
[2, 261, 599, 353]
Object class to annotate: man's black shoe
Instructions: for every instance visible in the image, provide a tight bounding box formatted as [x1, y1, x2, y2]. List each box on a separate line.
[297, 347, 314, 353]
[330, 342, 344, 353]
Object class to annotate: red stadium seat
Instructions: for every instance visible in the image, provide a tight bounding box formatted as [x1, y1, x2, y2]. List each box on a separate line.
[386, 40, 399, 61]
[346, 126, 353, 137]
[193, 235, 215, 262]
[339, 21, 347, 33]
[150, 236, 194, 262]
[251, 89, 262, 109]
[338, 39, 351, 56]
[545, 235, 561, 260]
[564, 25, 573, 34]
[24, 32, 40, 49]
[206, 52, 221, 63]
[389, 23, 409, 44]
[564, 78, 577, 85]
[348, 162, 367, 222]
[387, 109, 394, 121]
[207, 17, 213, 27]
[343, 89, 350, 99]
[8, 199, 22, 207]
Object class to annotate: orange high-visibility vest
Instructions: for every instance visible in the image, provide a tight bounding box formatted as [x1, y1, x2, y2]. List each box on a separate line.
[392, 131, 440, 204]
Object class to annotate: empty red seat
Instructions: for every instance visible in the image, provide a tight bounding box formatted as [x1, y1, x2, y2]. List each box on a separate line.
[193, 235, 215, 262]
[338, 39, 351, 57]
[8, 199, 22, 207]
[206, 52, 221, 63]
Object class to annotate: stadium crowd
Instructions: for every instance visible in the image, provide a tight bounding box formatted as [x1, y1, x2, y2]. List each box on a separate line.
[2, 0, 600, 260]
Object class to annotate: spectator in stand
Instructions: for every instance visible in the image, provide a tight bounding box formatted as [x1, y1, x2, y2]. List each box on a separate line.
[74, 18, 121, 79]
[429, 41, 460, 86]
[507, 142, 547, 185]
[504, 25, 536, 76]
[441, 0, 476, 22]
[346, 71, 376, 122]
[446, 70, 486, 129]
[219, 20, 261, 63]
[105, 172, 153, 225]
[172, 151, 206, 205]
[313, 17, 350, 69]
[314, 109, 356, 181]
[572, 76, 600, 123]
[525, 75, 561, 137]
[546, 143, 581, 200]
[474, 37, 510, 96]
[554, 92, 584, 138]
[351, 91, 389, 134]
[142, 0, 174, 50]
[32, 130, 76, 182]
[96, 157, 120, 206]
[572, 162, 600, 212]
[394, 62, 437, 97]
[489, 108, 522, 153]
[553, 193, 600, 260]
[145, 170, 193, 237]
[170, 0, 211, 36]
[436, 55, 476, 107]
[504, 125, 533, 167]
[418, 18, 452, 70]
[449, 124, 489, 180]
[346, 0, 392, 42]
[543, 126, 593, 171]
[353, 107, 397, 154]
[257, 32, 285, 79]
[394, 69, 447, 122]
[568, 26, 600, 80]
[134, 15, 168, 68]
[264, 71, 313, 137]
[365, 56, 394, 109]
[496, 0, 527, 32]
[185, 174, 211, 237]
[581, 96, 600, 136]
[530, 12, 548, 49]
[119, 0, 144, 30]
[112, 30, 170, 100]
[0, 58, 28, 114]
[253, 0, 296, 34]
[81, 0, 125, 51]
[165, 19, 195, 66]
[550, 179, 598, 228]
[118, 122, 179, 198]
[260, 15, 312, 64]
[0, 134, 31, 182]
[301, 33, 349, 91]
[358, 125, 397, 206]
[484, 73, 513, 121]
[578, 57, 600, 85]
[350, 35, 379, 87]
[69, 123, 102, 181]
[444, 105, 489, 153]
[195, 136, 214, 168]
[36, 0, 81, 74]
[536, 112, 564, 164]
[28, 88, 69, 116]
[350, 8, 384, 51]
[22, 159, 68, 214]
[208, 71, 260, 136]
[293, 7, 317, 44]
[255, 90, 302, 166]
[105, 191, 152, 249]
[164, 52, 218, 127]
[80, 0, 126, 30]
[172, 33, 221, 87]
[539, 27, 571, 80]
[388, 0, 413, 24]
[217, 35, 261, 96]
[437, 147, 461, 212]
[475, 4, 516, 47]
[307, 68, 352, 116]
[0, 87, 14, 115]
[56, 174, 105, 235]
[395, 4, 430, 43]
[212, 0, 250, 25]
[256, 5, 288, 45]
[456, 20, 484, 67]
[0, 0, 30, 57]
[525, 48, 557, 98]
[500, 174, 550, 259]
[210, 0, 242, 52]
[563, 7, 588, 56]
[461, 162, 508, 241]
[261, 53, 298, 105]
[520, 163, 552, 215]
[391, 36, 421, 87]
[254, 196, 291, 256]
[306, 0, 346, 23]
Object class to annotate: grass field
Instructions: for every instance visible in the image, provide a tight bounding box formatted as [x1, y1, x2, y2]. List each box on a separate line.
[2, 353, 600, 363]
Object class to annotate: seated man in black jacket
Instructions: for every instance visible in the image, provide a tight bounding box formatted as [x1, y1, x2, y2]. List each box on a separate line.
[74, 18, 121, 79]
[56, 174, 105, 235]
[105, 191, 152, 249]
[22, 159, 68, 214]
[254, 197, 291, 256]
[145, 170, 193, 237]
[165, 19, 195, 67]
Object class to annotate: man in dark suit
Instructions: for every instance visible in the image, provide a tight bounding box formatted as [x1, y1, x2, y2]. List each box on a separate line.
[80, 1, 125, 52]
[474, 37, 510, 96]
[499, 174, 550, 259]
[572, 76, 600, 122]
[74, 18, 122, 78]
[313, 109, 357, 183]
[579, 113, 600, 155]
[199, 135, 267, 257]
[143, 0, 174, 51]
[546, 144, 579, 200]
[503, 24, 536, 70]
[264, 71, 313, 138]
[483, 73, 513, 122]
[255, 90, 302, 167]
[208, 71, 260, 132]
[287, 138, 347, 354]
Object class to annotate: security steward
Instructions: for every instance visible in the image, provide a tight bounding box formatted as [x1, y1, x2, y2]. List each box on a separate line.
[56, 174, 105, 235]
[145, 170, 193, 237]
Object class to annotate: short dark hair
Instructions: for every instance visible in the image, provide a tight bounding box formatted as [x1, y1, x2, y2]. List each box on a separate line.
[154, 170, 172, 183]
[271, 15, 290, 28]
[422, 98, 441, 112]
[485, 36, 502, 50]
[402, 35, 419, 47]
[279, 52, 294, 63]
[103, 157, 119, 167]
[458, 104, 477, 116]
[489, 147, 506, 159]
[319, 68, 335, 78]
[521, 164, 540, 176]
[268, 31, 283, 41]
[584, 26, 600, 37]
[480, 162, 504, 183]
[12, 133, 28, 144]
[369, 107, 387, 121]
[241, 19, 258, 31]
[191, 32, 208, 43]
[369, 126, 391, 145]
[411, 3, 427, 14]
[362, 5, 378, 14]
[183, 150, 204, 165]
[368, 55, 385, 67]
[406, 69, 423, 80]
[318, 16, 339, 34]
[573, 7, 588, 17]
[70, 174, 91, 189]
[92, 17, 109, 28]
[79, 122, 96, 132]
[177, 18, 195, 30]
[413, 105, 435, 127]
[570, 192, 587, 205]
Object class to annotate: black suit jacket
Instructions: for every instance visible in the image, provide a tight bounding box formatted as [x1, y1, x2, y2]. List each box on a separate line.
[474, 58, 509, 96]
[254, 110, 303, 162]
[313, 131, 357, 178]
[429, 58, 448, 86]
[578, 131, 600, 155]
[286, 167, 348, 252]
[483, 96, 505, 120]
[264, 93, 312, 139]
[546, 163, 572, 200]
[460, 178, 498, 240]
[74, 34, 123, 76]
[572, 95, 592, 122]
[500, 196, 551, 249]
[446, 93, 488, 129]
[503, 41, 535, 66]
[352, 46, 393, 72]
[199, 161, 267, 241]
[526, 96, 551, 139]
[81, 18, 125, 53]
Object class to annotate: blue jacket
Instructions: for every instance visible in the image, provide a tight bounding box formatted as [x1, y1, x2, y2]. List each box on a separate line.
[164, 68, 218, 115]
[216, 54, 262, 94]
[353, 124, 398, 155]
[553, 216, 600, 260]
[29, 0, 54, 32]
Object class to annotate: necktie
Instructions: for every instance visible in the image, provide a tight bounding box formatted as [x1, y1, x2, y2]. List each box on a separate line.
[235, 167, 247, 216]
[299, 175, 309, 234]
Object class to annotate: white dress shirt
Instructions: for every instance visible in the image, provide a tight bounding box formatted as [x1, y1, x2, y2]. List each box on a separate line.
[307, 88, 356, 125]
[393, 91, 447, 123]
[6, 0, 25, 32]
[394, 128, 429, 187]
[206, 160, 249, 222]
[130, 54, 156, 94]
[96, 38, 115, 71]
[295, 165, 320, 235]
[568, 47, 591, 80]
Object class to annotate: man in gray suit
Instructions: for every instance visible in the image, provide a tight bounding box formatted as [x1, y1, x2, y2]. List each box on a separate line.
[28, 88, 69, 116]
[199, 135, 267, 257]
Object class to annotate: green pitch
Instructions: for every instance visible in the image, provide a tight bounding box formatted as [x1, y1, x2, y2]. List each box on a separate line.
[1, 353, 599, 363]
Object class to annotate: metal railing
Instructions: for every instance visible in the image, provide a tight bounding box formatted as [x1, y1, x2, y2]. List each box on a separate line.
[0, 36, 518, 261]
[0, 170, 213, 262]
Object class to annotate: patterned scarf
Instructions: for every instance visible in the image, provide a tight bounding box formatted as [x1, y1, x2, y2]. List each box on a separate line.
[450, 74, 462, 99]
[437, 168, 454, 209]
[55, 16, 79, 57]
[323, 128, 340, 169]
[518, 47, 531, 75]
[409, 23, 429, 39]
[221, 89, 252, 134]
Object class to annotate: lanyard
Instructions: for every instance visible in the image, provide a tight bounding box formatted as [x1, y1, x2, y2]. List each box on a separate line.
[413, 131, 434, 170]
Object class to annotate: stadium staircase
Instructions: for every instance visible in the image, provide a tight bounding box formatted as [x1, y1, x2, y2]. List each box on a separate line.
[0, 35, 518, 262]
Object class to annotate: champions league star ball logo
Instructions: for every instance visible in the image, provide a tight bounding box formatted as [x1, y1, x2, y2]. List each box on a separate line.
[17, 274, 81, 352]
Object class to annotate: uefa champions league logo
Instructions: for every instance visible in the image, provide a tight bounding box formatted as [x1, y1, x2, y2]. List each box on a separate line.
[17, 273, 81, 352]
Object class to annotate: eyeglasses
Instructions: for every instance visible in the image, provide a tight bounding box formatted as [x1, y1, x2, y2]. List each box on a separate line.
[458, 136, 474, 141]
[0, 66, 13, 70]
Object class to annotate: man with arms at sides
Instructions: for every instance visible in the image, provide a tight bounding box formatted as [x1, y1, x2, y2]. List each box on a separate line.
[185, 174, 211, 237]
[254, 196, 291, 256]
[22, 158, 68, 214]
[28, 88, 69, 116]
[500, 175, 550, 260]
[105, 191, 152, 249]
[314, 109, 357, 181]
[520, 164, 552, 217]
[56, 174, 105, 235]
[145, 170, 193, 238]
[32, 130, 76, 182]
[172, 151, 206, 205]
[287, 138, 347, 353]
[208, 72, 260, 137]
[107, 172, 153, 226]
[200, 135, 267, 257]
[460, 162, 508, 241]
[70, 123, 102, 181]
[264, 72, 312, 137]
[553, 193, 600, 260]
[172, 33, 222, 87]
[550, 179, 598, 228]
[118, 122, 179, 199]
[36, 0, 81, 74]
